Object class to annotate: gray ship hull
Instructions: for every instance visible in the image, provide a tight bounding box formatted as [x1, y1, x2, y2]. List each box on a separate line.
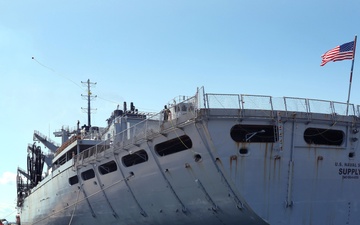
[17, 89, 360, 225]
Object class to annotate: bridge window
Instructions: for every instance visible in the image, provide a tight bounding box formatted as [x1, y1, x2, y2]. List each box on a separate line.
[98, 160, 118, 175]
[230, 125, 277, 142]
[155, 135, 193, 156]
[304, 128, 343, 146]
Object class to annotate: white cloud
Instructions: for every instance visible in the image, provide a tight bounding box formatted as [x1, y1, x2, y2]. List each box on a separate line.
[0, 172, 16, 185]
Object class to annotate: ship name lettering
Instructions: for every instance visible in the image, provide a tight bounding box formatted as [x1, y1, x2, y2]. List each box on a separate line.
[344, 163, 357, 167]
[338, 168, 360, 176]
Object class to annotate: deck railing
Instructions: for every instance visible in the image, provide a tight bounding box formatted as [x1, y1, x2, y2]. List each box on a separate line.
[75, 89, 358, 165]
[75, 94, 198, 164]
[204, 93, 357, 117]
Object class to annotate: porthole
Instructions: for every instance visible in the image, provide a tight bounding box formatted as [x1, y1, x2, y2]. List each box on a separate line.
[239, 148, 248, 155]
[194, 154, 202, 162]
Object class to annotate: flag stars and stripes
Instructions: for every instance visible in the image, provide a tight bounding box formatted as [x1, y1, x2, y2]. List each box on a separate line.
[320, 41, 355, 66]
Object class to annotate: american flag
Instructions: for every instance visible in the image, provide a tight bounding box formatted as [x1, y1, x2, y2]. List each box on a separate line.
[320, 41, 355, 66]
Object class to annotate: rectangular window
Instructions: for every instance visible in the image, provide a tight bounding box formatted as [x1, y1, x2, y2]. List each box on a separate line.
[231, 125, 278, 143]
[98, 160, 118, 175]
[155, 135, 193, 156]
[122, 150, 148, 167]
[69, 175, 79, 185]
[81, 169, 95, 181]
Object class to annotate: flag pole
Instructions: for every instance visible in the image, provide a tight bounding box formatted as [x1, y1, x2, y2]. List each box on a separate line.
[346, 35, 357, 115]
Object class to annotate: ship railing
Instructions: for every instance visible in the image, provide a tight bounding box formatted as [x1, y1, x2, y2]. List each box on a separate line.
[55, 135, 81, 156]
[75, 94, 199, 165]
[75, 139, 111, 165]
[114, 95, 198, 149]
[75, 89, 359, 166]
[58, 155, 67, 165]
[53, 125, 78, 136]
[203, 93, 358, 118]
[34, 130, 60, 147]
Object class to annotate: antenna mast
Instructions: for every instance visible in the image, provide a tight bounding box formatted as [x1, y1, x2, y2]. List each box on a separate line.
[81, 79, 97, 128]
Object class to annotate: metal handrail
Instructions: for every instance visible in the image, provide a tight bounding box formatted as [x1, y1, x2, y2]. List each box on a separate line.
[76, 95, 198, 163]
[204, 93, 358, 116]
[75, 90, 359, 165]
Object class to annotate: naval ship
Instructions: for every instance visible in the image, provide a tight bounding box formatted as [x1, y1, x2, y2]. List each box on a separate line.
[16, 83, 360, 225]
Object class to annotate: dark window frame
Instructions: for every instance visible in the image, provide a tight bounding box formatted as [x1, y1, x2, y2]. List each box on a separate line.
[81, 169, 95, 181]
[230, 124, 278, 143]
[122, 150, 149, 167]
[155, 135, 193, 156]
[304, 128, 344, 146]
[98, 160, 118, 175]
[69, 175, 79, 185]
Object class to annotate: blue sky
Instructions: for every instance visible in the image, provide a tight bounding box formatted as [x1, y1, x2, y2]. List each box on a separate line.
[1, 0, 359, 220]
